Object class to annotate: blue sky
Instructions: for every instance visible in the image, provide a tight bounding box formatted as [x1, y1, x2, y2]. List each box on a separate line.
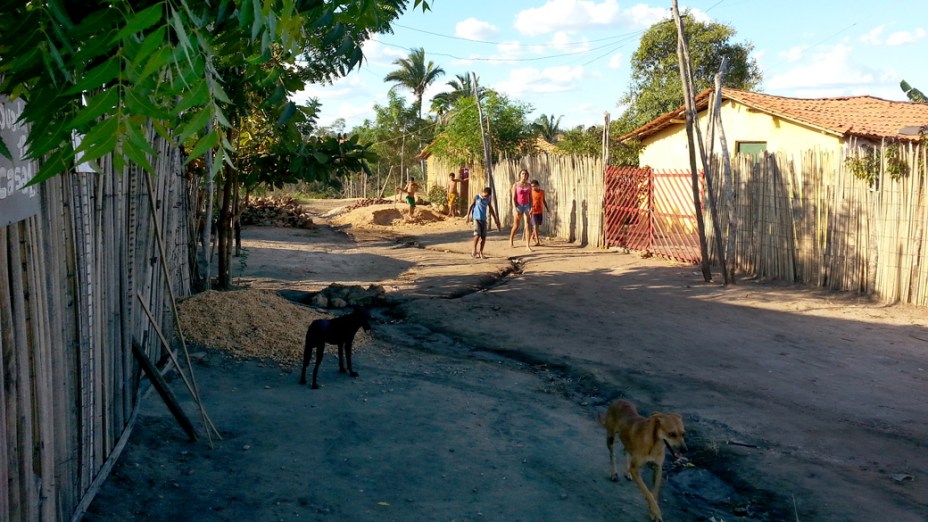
[294, 0, 928, 131]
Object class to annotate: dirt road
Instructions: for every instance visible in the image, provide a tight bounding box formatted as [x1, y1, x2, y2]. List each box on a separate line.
[85, 200, 927, 521]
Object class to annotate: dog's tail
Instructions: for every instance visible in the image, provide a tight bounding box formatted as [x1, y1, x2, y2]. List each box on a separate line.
[595, 410, 605, 426]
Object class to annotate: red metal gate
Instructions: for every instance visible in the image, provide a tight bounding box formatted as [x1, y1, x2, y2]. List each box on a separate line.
[603, 166, 704, 264]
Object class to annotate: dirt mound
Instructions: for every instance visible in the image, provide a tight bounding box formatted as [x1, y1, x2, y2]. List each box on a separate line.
[176, 288, 371, 364]
[331, 203, 447, 228]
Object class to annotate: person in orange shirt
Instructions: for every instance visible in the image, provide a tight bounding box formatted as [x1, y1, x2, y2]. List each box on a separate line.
[529, 179, 550, 246]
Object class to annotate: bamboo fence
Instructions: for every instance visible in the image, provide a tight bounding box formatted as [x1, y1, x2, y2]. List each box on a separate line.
[707, 146, 928, 305]
[426, 153, 607, 247]
[429, 145, 926, 306]
[0, 128, 192, 520]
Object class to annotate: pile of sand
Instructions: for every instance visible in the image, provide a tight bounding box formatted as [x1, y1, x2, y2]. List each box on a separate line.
[330, 203, 446, 228]
[177, 288, 371, 364]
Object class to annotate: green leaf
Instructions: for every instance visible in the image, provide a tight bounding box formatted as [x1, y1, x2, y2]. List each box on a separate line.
[238, 0, 254, 30]
[26, 147, 72, 187]
[69, 88, 119, 128]
[175, 81, 210, 113]
[76, 117, 120, 165]
[66, 57, 121, 95]
[125, 120, 157, 156]
[212, 105, 231, 129]
[187, 129, 220, 159]
[210, 81, 232, 104]
[277, 101, 296, 128]
[130, 27, 168, 69]
[209, 146, 225, 178]
[114, 4, 163, 41]
[251, 0, 263, 40]
[46, 0, 75, 30]
[124, 88, 170, 119]
[122, 126, 156, 172]
[310, 9, 334, 28]
[175, 106, 212, 142]
[139, 46, 174, 82]
[0, 137, 11, 161]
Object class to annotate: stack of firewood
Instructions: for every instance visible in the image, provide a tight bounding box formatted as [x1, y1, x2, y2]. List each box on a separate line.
[240, 196, 315, 228]
[343, 198, 392, 211]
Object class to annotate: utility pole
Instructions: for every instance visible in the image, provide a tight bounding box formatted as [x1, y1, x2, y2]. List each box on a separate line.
[472, 72, 499, 214]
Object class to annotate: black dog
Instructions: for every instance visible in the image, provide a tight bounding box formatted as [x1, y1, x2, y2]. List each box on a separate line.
[299, 308, 372, 389]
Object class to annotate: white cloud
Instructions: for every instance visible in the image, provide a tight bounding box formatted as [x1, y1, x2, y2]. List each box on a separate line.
[767, 44, 875, 92]
[886, 28, 926, 46]
[624, 3, 670, 27]
[549, 31, 591, 53]
[608, 52, 624, 69]
[455, 18, 499, 41]
[495, 65, 585, 96]
[779, 45, 808, 63]
[495, 40, 527, 61]
[860, 25, 885, 45]
[514, 0, 621, 36]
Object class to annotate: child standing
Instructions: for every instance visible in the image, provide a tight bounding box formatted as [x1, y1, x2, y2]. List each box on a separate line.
[466, 187, 501, 259]
[446, 172, 461, 216]
[530, 179, 550, 246]
[397, 178, 420, 219]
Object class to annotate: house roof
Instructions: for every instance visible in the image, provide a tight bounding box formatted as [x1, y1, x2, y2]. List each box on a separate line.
[620, 88, 928, 143]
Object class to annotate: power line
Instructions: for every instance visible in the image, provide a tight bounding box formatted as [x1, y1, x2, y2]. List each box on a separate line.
[392, 22, 645, 49]
[372, 34, 639, 63]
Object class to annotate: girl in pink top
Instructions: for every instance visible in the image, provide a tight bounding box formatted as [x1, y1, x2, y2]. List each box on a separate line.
[509, 169, 533, 251]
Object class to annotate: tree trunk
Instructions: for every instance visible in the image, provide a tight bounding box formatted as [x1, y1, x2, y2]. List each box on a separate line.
[216, 162, 235, 289]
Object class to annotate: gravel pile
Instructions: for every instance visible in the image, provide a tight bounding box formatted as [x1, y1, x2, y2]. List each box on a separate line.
[177, 288, 371, 365]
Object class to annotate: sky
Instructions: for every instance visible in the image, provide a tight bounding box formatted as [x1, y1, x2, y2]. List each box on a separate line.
[293, 0, 928, 131]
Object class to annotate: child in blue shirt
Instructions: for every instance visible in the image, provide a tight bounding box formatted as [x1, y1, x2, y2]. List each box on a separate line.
[466, 187, 501, 259]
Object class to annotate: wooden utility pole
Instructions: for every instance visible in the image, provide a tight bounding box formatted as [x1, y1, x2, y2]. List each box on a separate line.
[472, 72, 499, 213]
[709, 59, 738, 283]
[671, 0, 728, 283]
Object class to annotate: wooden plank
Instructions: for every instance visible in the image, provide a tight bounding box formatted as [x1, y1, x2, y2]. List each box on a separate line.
[131, 342, 196, 441]
[9, 223, 37, 521]
[0, 226, 13, 522]
[25, 213, 58, 520]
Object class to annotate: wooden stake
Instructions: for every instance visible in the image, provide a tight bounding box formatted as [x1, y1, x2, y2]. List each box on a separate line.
[131, 341, 197, 441]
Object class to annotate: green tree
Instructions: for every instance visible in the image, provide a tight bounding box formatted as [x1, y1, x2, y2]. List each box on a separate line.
[556, 125, 602, 156]
[0, 1, 430, 181]
[354, 90, 422, 187]
[618, 12, 762, 131]
[554, 122, 642, 166]
[0, 0, 432, 289]
[383, 47, 446, 120]
[901, 80, 928, 103]
[430, 73, 483, 120]
[532, 114, 563, 143]
[427, 90, 534, 167]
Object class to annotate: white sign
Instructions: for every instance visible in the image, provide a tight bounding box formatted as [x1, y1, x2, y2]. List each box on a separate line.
[0, 96, 39, 226]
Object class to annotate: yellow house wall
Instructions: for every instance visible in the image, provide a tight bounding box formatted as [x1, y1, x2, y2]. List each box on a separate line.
[638, 100, 844, 170]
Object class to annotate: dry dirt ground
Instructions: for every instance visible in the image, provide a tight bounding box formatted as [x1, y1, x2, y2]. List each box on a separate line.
[85, 199, 928, 522]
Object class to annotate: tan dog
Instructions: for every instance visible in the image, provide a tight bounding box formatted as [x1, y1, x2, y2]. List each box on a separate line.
[599, 400, 687, 521]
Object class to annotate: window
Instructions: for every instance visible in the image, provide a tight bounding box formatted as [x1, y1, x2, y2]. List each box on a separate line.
[736, 141, 767, 159]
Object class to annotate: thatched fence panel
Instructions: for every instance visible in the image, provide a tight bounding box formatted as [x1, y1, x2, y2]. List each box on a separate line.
[1, 96, 191, 521]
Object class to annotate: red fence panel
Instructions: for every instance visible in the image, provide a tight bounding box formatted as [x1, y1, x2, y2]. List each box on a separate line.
[604, 166, 704, 264]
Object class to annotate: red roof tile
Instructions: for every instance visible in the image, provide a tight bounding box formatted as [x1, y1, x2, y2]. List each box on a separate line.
[620, 88, 928, 143]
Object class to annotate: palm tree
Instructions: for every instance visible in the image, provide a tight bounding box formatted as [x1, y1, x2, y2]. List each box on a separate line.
[384, 47, 445, 119]
[532, 114, 563, 144]
[430, 73, 485, 117]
